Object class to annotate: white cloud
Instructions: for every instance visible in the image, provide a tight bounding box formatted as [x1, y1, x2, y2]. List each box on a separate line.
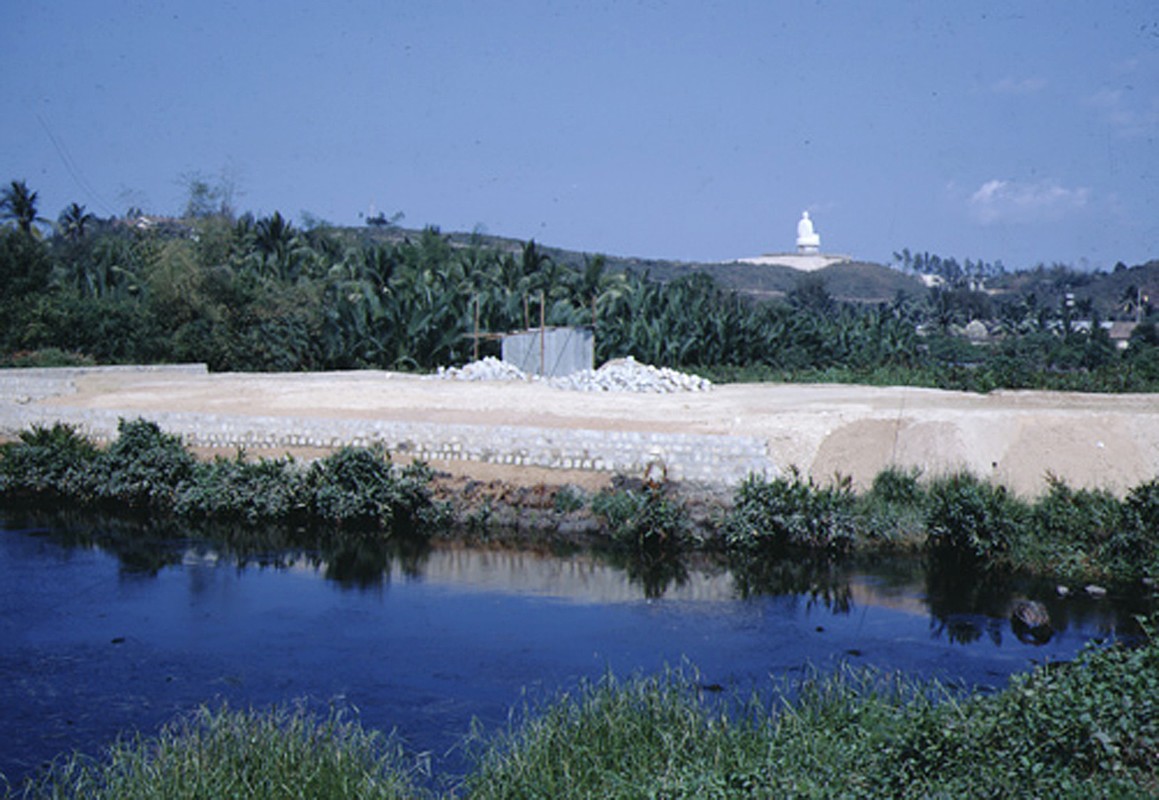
[968, 179, 1090, 225]
[1087, 87, 1159, 138]
[990, 76, 1046, 95]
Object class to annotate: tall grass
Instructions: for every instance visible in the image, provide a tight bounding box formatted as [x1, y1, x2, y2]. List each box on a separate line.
[7, 631, 1157, 797]
[466, 626, 1159, 798]
[15, 705, 425, 800]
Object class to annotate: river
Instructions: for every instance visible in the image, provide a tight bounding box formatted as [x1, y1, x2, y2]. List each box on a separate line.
[0, 512, 1146, 788]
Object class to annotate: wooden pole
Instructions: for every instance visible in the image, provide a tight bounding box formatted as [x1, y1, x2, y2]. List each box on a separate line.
[473, 295, 480, 361]
[539, 291, 546, 376]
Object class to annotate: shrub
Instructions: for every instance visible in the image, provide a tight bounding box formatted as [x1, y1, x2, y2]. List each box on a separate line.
[466, 622, 1159, 797]
[856, 466, 927, 546]
[868, 465, 925, 507]
[90, 418, 198, 509]
[1030, 474, 1122, 547]
[924, 472, 1026, 563]
[175, 453, 307, 523]
[1112, 478, 1159, 579]
[306, 447, 436, 533]
[0, 422, 99, 498]
[880, 621, 1159, 795]
[552, 484, 587, 514]
[1016, 475, 1123, 579]
[0, 348, 96, 368]
[591, 485, 690, 552]
[724, 468, 856, 555]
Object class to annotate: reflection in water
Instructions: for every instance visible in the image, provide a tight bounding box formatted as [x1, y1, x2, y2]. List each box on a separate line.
[925, 559, 1018, 645]
[322, 534, 431, 589]
[605, 548, 691, 600]
[3, 508, 1151, 642]
[2, 509, 1154, 789]
[730, 553, 855, 613]
[922, 556, 1151, 645]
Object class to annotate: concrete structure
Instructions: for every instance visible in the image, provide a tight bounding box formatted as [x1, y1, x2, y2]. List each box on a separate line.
[501, 327, 593, 378]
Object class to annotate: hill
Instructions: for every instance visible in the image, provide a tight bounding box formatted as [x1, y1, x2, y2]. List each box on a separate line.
[425, 226, 1159, 316]
[362, 224, 929, 305]
[986, 260, 1159, 320]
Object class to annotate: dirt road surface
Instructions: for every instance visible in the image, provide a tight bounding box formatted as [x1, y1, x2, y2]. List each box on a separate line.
[11, 368, 1157, 497]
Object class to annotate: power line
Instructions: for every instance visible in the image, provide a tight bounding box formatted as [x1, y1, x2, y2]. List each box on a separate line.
[36, 113, 118, 217]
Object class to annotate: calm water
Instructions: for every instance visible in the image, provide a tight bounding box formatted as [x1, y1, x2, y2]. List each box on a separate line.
[0, 513, 1146, 787]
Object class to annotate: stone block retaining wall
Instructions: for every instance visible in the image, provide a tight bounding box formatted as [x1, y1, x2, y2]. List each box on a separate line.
[0, 367, 774, 487]
[0, 364, 208, 402]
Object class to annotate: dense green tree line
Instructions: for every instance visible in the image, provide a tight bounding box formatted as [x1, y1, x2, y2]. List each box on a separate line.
[2, 178, 1158, 390]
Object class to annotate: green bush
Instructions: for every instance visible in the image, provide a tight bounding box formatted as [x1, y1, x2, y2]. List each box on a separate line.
[1030, 475, 1122, 547]
[925, 472, 1026, 563]
[1019, 475, 1124, 579]
[855, 466, 927, 546]
[1112, 479, 1159, 579]
[868, 465, 925, 506]
[0, 348, 96, 368]
[724, 468, 856, 555]
[90, 418, 198, 509]
[0, 422, 99, 498]
[591, 485, 690, 551]
[0, 420, 441, 539]
[174, 453, 307, 523]
[306, 447, 436, 533]
[552, 484, 587, 513]
[879, 623, 1159, 796]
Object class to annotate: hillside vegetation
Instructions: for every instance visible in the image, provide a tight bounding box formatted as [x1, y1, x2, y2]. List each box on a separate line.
[2, 179, 1158, 393]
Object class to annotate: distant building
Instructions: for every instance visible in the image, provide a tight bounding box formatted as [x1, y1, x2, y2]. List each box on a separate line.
[1106, 321, 1138, 350]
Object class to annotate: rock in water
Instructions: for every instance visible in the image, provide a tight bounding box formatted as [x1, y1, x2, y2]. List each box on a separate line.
[1010, 599, 1053, 645]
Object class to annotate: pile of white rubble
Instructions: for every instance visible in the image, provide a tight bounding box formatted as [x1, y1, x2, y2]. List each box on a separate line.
[432, 356, 712, 393]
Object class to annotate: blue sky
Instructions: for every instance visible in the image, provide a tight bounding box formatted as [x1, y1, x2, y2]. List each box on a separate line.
[3, 1, 1156, 270]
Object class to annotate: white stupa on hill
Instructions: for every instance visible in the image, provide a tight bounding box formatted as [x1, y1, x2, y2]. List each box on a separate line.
[736, 211, 851, 272]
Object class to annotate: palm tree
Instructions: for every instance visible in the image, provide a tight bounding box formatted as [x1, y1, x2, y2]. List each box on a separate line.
[250, 211, 312, 281]
[1, 180, 46, 236]
[1118, 285, 1145, 322]
[570, 254, 628, 329]
[58, 202, 96, 241]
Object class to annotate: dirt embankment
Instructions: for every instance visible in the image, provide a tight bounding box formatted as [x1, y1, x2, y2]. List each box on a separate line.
[8, 368, 1159, 498]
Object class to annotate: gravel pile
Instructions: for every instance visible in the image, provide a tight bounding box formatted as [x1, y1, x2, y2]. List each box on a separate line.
[433, 357, 530, 382]
[550, 357, 712, 393]
[431, 356, 712, 393]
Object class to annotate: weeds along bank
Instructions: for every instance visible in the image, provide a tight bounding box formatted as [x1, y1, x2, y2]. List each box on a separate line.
[3, 421, 1158, 798]
[2, 418, 1158, 587]
[9, 622, 1159, 798]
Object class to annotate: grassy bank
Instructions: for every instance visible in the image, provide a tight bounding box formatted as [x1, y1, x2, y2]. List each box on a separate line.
[2, 419, 1158, 587]
[7, 622, 1157, 798]
[8, 705, 419, 800]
